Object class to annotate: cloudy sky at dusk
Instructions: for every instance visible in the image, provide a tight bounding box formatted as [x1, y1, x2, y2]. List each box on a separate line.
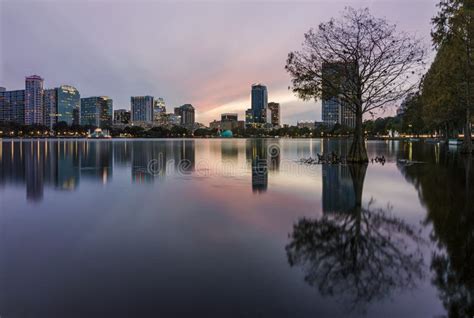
[1, 0, 438, 125]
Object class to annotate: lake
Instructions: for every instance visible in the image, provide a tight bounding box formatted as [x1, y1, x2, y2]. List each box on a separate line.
[0, 138, 472, 317]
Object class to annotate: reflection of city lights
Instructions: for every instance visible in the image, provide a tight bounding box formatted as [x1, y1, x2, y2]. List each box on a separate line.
[102, 169, 108, 184]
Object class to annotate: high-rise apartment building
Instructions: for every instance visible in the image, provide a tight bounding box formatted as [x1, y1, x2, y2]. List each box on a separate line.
[25, 75, 44, 125]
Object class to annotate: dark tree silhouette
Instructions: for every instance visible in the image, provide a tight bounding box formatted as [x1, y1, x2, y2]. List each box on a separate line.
[285, 8, 426, 162]
[432, 0, 474, 154]
[286, 164, 425, 311]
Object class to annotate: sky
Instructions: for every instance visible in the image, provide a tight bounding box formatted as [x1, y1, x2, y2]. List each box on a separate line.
[1, 0, 438, 125]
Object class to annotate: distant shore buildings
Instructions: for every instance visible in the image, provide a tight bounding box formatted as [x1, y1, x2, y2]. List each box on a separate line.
[2, 76, 293, 132]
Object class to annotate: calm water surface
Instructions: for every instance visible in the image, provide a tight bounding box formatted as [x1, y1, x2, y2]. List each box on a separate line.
[0, 138, 472, 317]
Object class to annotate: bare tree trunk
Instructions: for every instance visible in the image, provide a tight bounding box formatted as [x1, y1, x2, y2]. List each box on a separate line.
[347, 109, 368, 163]
[461, 108, 473, 154]
[461, 29, 473, 154]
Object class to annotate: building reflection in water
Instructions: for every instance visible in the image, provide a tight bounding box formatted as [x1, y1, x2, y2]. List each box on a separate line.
[322, 164, 355, 213]
[0, 140, 82, 202]
[131, 141, 166, 183]
[80, 141, 113, 184]
[174, 140, 195, 174]
[286, 164, 425, 311]
[221, 140, 238, 161]
[246, 139, 280, 194]
[0, 140, 202, 199]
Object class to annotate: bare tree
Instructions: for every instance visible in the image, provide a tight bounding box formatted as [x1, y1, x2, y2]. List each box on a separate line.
[285, 8, 426, 162]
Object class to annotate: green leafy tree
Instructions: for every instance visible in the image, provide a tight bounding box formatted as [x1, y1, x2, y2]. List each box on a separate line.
[432, 0, 474, 152]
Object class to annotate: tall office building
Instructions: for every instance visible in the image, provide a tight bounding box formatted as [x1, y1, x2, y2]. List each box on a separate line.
[44, 85, 80, 128]
[251, 84, 268, 125]
[131, 96, 154, 123]
[80, 96, 113, 127]
[267, 102, 280, 127]
[0, 89, 25, 124]
[25, 75, 44, 125]
[174, 104, 195, 129]
[321, 62, 356, 129]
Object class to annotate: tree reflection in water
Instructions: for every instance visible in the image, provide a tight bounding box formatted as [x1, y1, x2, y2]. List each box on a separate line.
[398, 148, 474, 318]
[286, 164, 425, 311]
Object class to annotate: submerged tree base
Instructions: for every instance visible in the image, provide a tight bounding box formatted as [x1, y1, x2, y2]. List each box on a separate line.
[347, 137, 369, 163]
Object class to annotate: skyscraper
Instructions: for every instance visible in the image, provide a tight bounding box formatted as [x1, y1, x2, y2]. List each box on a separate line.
[174, 104, 195, 129]
[251, 84, 268, 125]
[80, 96, 113, 127]
[321, 62, 356, 129]
[267, 102, 280, 127]
[25, 75, 44, 125]
[131, 96, 154, 123]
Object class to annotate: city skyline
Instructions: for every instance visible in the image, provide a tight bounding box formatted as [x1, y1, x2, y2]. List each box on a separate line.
[1, 0, 437, 125]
